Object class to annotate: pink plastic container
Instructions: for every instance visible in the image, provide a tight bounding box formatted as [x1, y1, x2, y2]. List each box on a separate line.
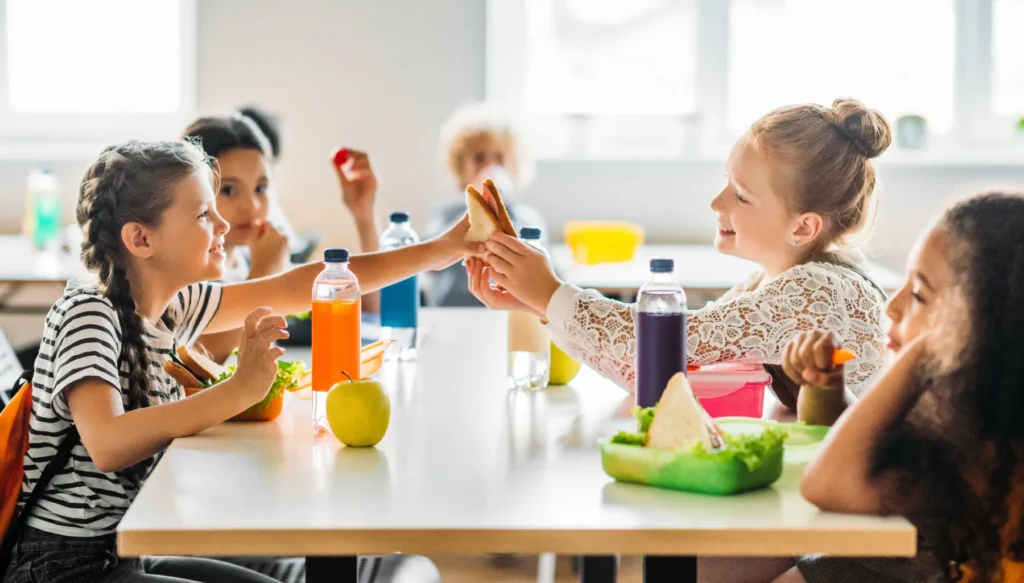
[689, 363, 772, 418]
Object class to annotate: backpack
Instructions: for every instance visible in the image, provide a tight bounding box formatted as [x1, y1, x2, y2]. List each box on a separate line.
[0, 371, 79, 578]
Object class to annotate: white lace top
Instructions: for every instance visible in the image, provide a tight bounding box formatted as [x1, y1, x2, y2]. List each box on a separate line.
[545, 262, 889, 396]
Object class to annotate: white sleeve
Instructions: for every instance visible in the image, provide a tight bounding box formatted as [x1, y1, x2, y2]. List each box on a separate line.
[544, 264, 887, 395]
[545, 283, 639, 391]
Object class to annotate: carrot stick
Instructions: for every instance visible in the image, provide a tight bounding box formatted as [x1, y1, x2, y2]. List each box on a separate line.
[832, 348, 856, 366]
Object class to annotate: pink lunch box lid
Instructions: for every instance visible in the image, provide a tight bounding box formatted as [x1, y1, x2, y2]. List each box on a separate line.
[688, 362, 772, 399]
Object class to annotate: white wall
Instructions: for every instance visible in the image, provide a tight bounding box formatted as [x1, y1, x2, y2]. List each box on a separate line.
[2, 0, 1024, 347]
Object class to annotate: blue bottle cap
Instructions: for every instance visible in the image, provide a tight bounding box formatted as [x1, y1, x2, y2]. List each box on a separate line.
[519, 226, 542, 240]
[389, 211, 410, 223]
[650, 258, 674, 273]
[324, 248, 349, 262]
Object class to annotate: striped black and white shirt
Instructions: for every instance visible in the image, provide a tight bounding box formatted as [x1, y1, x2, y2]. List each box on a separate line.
[21, 282, 222, 537]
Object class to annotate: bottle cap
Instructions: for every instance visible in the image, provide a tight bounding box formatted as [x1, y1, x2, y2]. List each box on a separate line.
[324, 248, 349, 262]
[650, 258, 674, 273]
[389, 211, 410, 223]
[519, 226, 541, 240]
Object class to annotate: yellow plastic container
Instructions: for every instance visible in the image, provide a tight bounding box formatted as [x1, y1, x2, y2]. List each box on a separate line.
[563, 221, 645, 265]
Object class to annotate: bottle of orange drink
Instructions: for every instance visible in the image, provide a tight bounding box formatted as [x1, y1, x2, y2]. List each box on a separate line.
[312, 248, 361, 436]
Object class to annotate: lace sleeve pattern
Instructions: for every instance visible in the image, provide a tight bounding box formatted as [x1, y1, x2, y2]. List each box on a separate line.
[545, 263, 887, 394]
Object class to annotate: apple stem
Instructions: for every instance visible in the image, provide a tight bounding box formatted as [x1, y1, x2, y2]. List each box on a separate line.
[341, 370, 354, 383]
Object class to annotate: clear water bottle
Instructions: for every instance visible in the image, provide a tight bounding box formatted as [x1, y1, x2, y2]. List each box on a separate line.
[379, 211, 420, 361]
[311, 248, 362, 437]
[25, 168, 62, 251]
[635, 258, 687, 408]
[508, 227, 550, 390]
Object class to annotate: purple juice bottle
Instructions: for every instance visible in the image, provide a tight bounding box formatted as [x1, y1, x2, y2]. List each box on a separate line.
[635, 258, 688, 408]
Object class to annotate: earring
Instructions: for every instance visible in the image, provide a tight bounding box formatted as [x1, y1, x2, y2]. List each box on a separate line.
[791, 240, 801, 246]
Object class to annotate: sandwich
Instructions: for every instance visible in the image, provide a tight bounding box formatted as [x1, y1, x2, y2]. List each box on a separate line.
[164, 340, 393, 421]
[165, 344, 307, 422]
[644, 373, 725, 452]
[162, 344, 222, 390]
[610, 372, 787, 472]
[465, 178, 517, 243]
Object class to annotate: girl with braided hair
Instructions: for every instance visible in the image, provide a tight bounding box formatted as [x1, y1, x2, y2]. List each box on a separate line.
[4, 140, 471, 583]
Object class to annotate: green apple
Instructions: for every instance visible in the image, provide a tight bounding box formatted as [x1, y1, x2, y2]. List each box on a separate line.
[326, 375, 391, 447]
[549, 342, 582, 385]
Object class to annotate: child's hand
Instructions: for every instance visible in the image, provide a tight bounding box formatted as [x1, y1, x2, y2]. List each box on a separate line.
[782, 330, 845, 390]
[248, 222, 290, 278]
[334, 149, 378, 222]
[429, 212, 476, 270]
[231, 308, 288, 407]
[466, 257, 544, 317]
[483, 232, 562, 315]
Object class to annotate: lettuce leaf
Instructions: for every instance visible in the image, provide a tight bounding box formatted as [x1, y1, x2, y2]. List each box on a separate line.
[690, 426, 787, 471]
[610, 431, 646, 445]
[632, 406, 656, 433]
[204, 360, 307, 413]
[609, 406, 657, 444]
[608, 408, 786, 472]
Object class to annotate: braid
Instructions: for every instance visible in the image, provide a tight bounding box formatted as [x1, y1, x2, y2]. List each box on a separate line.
[76, 141, 210, 409]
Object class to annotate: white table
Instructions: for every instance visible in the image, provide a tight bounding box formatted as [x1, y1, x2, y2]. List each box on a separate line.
[550, 244, 904, 303]
[0, 235, 92, 314]
[117, 309, 915, 583]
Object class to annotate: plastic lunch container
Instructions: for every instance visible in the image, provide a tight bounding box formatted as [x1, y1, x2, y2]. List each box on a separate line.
[599, 418, 830, 495]
[688, 363, 772, 418]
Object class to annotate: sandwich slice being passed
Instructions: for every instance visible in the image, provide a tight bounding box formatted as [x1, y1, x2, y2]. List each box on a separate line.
[465, 177, 517, 243]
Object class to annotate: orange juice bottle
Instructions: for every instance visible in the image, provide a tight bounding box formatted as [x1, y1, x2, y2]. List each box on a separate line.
[311, 248, 361, 436]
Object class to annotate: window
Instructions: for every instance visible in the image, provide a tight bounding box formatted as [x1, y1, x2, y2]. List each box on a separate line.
[728, 0, 955, 133]
[524, 0, 697, 116]
[488, 0, 1024, 160]
[992, 0, 1024, 116]
[0, 0, 196, 146]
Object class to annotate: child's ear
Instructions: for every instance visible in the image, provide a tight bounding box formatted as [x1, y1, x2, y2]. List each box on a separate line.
[121, 222, 155, 259]
[793, 212, 824, 245]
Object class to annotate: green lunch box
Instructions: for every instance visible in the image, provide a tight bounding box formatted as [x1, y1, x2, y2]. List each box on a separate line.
[599, 418, 829, 496]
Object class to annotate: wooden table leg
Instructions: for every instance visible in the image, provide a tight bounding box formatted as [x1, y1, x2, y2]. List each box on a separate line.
[306, 556, 358, 583]
[644, 556, 697, 583]
[579, 555, 616, 583]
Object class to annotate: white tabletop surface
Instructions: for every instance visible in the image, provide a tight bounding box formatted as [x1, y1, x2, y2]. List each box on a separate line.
[118, 309, 914, 558]
[0, 235, 92, 284]
[550, 244, 905, 294]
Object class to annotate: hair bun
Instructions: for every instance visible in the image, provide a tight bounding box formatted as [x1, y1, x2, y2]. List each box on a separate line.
[830, 98, 892, 159]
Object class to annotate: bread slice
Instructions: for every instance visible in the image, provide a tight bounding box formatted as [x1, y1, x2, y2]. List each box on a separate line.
[645, 373, 725, 452]
[163, 360, 205, 389]
[465, 185, 502, 242]
[482, 178, 517, 237]
[465, 180, 518, 243]
[176, 344, 225, 384]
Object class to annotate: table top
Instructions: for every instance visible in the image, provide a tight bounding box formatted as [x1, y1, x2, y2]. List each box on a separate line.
[550, 244, 905, 293]
[117, 309, 914, 558]
[0, 235, 92, 285]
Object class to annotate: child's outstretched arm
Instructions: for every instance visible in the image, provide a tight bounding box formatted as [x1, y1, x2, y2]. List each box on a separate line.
[801, 337, 927, 515]
[205, 214, 473, 334]
[66, 309, 284, 473]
